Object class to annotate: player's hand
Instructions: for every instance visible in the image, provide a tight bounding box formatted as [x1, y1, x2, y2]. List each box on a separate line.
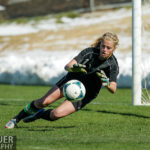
[96, 70, 110, 87]
[69, 64, 87, 74]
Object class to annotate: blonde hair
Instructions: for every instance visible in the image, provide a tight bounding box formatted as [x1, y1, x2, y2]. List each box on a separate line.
[91, 32, 119, 48]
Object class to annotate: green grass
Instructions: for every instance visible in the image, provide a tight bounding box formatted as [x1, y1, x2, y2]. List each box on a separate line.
[1, 84, 150, 150]
[54, 11, 80, 23]
[0, 11, 80, 24]
[0, 15, 50, 24]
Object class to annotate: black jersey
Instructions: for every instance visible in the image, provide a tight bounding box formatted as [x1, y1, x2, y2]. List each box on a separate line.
[73, 47, 119, 82]
[56, 47, 119, 110]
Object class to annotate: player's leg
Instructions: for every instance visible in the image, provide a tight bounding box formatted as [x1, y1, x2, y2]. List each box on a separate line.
[24, 76, 102, 123]
[5, 85, 63, 129]
[34, 85, 63, 108]
[23, 88, 99, 123]
[49, 100, 76, 120]
[23, 100, 76, 122]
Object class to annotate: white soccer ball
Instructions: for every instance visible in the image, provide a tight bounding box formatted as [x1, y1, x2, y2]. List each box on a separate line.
[63, 80, 86, 101]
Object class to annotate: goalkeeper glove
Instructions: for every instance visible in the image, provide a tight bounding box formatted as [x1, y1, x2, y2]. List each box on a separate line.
[68, 64, 87, 74]
[96, 70, 110, 87]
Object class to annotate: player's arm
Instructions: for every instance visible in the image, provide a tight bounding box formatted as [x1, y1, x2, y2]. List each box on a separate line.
[65, 59, 87, 73]
[96, 71, 117, 94]
[106, 81, 117, 93]
[65, 59, 77, 71]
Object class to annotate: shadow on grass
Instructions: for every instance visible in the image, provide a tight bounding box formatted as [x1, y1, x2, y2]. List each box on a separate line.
[18, 125, 76, 132]
[0, 101, 26, 106]
[82, 108, 150, 119]
[0, 102, 8, 105]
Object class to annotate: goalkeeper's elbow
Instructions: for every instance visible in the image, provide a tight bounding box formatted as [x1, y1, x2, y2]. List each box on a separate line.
[65, 65, 72, 72]
[106, 84, 117, 94]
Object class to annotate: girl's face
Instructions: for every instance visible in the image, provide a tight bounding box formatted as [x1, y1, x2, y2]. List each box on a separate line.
[100, 39, 115, 59]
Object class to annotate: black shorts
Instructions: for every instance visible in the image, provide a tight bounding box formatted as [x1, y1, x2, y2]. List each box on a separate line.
[56, 72, 102, 111]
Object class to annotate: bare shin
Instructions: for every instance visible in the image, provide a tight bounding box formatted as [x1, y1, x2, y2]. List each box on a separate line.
[34, 85, 63, 108]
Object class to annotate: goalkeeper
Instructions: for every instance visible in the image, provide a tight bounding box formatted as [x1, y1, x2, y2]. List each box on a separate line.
[5, 32, 119, 129]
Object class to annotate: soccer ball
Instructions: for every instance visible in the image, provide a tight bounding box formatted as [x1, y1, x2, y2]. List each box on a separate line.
[63, 80, 86, 101]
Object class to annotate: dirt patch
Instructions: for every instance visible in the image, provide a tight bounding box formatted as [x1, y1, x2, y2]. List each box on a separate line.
[0, 10, 150, 54]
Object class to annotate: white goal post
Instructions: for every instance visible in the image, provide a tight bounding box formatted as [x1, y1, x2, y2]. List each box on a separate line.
[132, 0, 142, 105]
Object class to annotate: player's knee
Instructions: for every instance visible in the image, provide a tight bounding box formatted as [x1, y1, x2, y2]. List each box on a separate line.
[41, 95, 57, 107]
[52, 109, 66, 119]
[49, 110, 60, 121]
[34, 97, 49, 108]
[53, 110, 62, 118]
[41, 99, 50, 107]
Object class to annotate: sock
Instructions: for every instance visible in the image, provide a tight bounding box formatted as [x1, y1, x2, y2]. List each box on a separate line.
[14, 101, 39, 123]
[13, 109, 28, 123]
[24, 101, 40, 115]
[39, 109, 54, 121]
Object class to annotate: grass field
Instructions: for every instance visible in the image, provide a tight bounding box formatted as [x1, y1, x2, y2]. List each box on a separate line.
[1, 84, 150, 150]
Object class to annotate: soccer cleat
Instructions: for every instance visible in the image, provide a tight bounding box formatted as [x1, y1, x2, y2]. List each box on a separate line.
[23, 108, 44, 123]
[5, 119, 18, 129]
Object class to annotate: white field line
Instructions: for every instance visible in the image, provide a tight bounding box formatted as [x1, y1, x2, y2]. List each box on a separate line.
[1, 98, 148, 106]
[91, 102, 130, 106]
[0, 98, 128, 105]
[0, 98, 27, 101]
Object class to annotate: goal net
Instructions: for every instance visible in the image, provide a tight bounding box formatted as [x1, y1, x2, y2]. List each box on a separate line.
[141, 0, 150, 104]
